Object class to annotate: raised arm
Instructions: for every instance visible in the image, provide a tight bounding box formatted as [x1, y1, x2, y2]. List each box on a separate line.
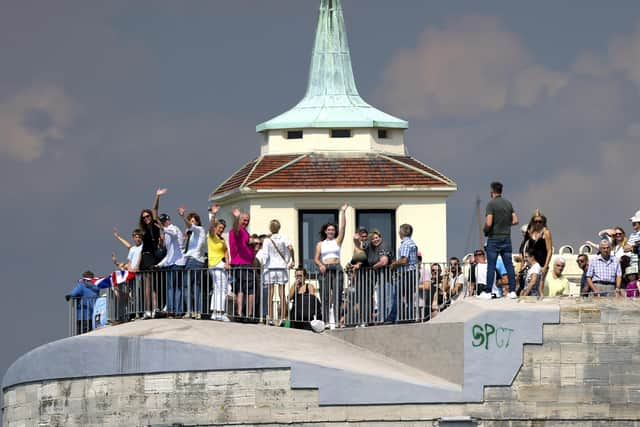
[353, 233, 363, 249]
[152, 188, 168, 220]
[209, 204, 220, 223]
[512, 211, 519, 226]
[111, 252, 127, 270]
[113, 227, 132, 250]
[232, 207, 241, 234]
[177, 205, 190, 228]
[336, 203, 348, 246]
[598, 228, 616, 238]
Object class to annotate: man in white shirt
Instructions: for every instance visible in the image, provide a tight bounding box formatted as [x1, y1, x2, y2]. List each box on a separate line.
[156, 213, 186, 316]
[178, 208, 207, 318]
[472, 249, 508, 299]
[111, 229, 144, 321]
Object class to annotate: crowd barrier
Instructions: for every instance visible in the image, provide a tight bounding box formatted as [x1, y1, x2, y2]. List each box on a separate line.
[67, 262, 478, 335]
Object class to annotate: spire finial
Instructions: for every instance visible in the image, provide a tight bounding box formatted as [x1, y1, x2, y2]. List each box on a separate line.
[256, 0, 407, 132]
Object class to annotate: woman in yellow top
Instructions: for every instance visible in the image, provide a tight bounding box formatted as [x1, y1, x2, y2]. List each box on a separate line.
[208, 205, 231, 321]
[543, 256, 570, 297]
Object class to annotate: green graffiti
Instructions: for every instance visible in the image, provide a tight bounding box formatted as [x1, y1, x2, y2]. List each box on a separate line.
[471, 323, 514, 350]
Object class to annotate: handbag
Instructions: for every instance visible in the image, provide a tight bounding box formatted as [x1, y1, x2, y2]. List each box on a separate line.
[268, 236, 289, 264]
[153, 225, 167, 261]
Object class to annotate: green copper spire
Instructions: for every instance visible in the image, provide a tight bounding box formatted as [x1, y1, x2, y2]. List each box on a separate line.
[256, 0, 408, 132]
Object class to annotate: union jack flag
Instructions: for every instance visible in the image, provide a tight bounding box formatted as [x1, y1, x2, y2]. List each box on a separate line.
[84, 270, 136, 289]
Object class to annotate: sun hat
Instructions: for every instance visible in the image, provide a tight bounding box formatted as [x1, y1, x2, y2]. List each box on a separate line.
[630, 210, 640, 222]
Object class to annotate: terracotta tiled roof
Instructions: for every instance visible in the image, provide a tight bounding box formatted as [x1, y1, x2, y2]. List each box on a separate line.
[213, 155, 301, 196]
[211, 153, 455, 198]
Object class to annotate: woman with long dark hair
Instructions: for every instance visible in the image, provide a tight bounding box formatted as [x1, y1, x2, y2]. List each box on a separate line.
[139, 188, 167, 318]
[314, 204, 347, 327]
[521, 210, 553, 279]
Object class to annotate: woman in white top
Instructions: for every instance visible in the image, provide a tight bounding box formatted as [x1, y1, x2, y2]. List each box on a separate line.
[314, 204, 347, 326]
[521, 249, 542, 297]
[261, 219, 295, 323]
[586, 226, 629, 260]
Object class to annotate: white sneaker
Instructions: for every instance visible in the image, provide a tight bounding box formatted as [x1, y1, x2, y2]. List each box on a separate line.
[220, 314, 230, 322]
[508, 291, 518, 299]
[477, 292, 492, 300]
[143, 311, 152, 319]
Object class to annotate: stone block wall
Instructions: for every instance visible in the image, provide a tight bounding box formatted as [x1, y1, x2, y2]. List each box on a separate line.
[4, 301, 640, 426]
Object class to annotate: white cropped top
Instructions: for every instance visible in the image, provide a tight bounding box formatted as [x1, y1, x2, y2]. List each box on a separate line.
[320, 239, 340, 263]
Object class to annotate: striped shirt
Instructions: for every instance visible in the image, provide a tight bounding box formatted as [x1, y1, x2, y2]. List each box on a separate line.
[397, 237, 418, 272]
[627, 231, 640, 270]
[586, 255, 621, 284]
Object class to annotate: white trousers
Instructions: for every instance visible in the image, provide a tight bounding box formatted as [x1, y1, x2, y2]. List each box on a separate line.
[209, 262, 228, 312]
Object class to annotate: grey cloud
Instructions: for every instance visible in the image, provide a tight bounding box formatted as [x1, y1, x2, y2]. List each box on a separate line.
[0, 86, 77, 162]
[375, 15, 567, 119]
[403, 74, 639, 255]
[516, 132, 640, 249]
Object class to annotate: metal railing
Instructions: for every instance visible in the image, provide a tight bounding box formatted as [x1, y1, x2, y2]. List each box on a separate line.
[66, 262, 592, 336]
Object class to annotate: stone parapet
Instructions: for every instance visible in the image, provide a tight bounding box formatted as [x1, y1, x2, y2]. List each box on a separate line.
[3, 298, 640, 426]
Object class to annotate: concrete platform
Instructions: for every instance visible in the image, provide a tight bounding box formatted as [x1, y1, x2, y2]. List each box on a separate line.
[3, 299, 560, 405]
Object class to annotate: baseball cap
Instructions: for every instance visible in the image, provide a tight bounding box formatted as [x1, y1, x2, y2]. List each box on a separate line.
[357, 226, 368, 233]
[158, 213, 170, 223]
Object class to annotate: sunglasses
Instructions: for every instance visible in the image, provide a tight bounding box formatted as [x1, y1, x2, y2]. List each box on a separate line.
[614, 233, 623, 237]
[533, 219, 543, 224]
[474, 252, 484, 256]
[577, 260, 585, 264]
[142, 214, 152, 219]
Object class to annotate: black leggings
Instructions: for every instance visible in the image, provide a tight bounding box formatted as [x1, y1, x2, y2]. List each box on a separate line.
[320, 264, 343, 323]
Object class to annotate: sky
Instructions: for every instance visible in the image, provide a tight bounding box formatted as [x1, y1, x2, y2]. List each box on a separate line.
[2, 0, 640, 405]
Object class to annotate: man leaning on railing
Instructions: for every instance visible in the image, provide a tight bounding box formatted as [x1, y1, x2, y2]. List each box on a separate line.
[66, 270, 100, 335]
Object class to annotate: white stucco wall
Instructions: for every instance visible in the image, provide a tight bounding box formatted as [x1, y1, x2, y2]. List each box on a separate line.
[216, 192, 452, 265]
[260, 128, 405, 156]
[397, 201, 448, 262]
